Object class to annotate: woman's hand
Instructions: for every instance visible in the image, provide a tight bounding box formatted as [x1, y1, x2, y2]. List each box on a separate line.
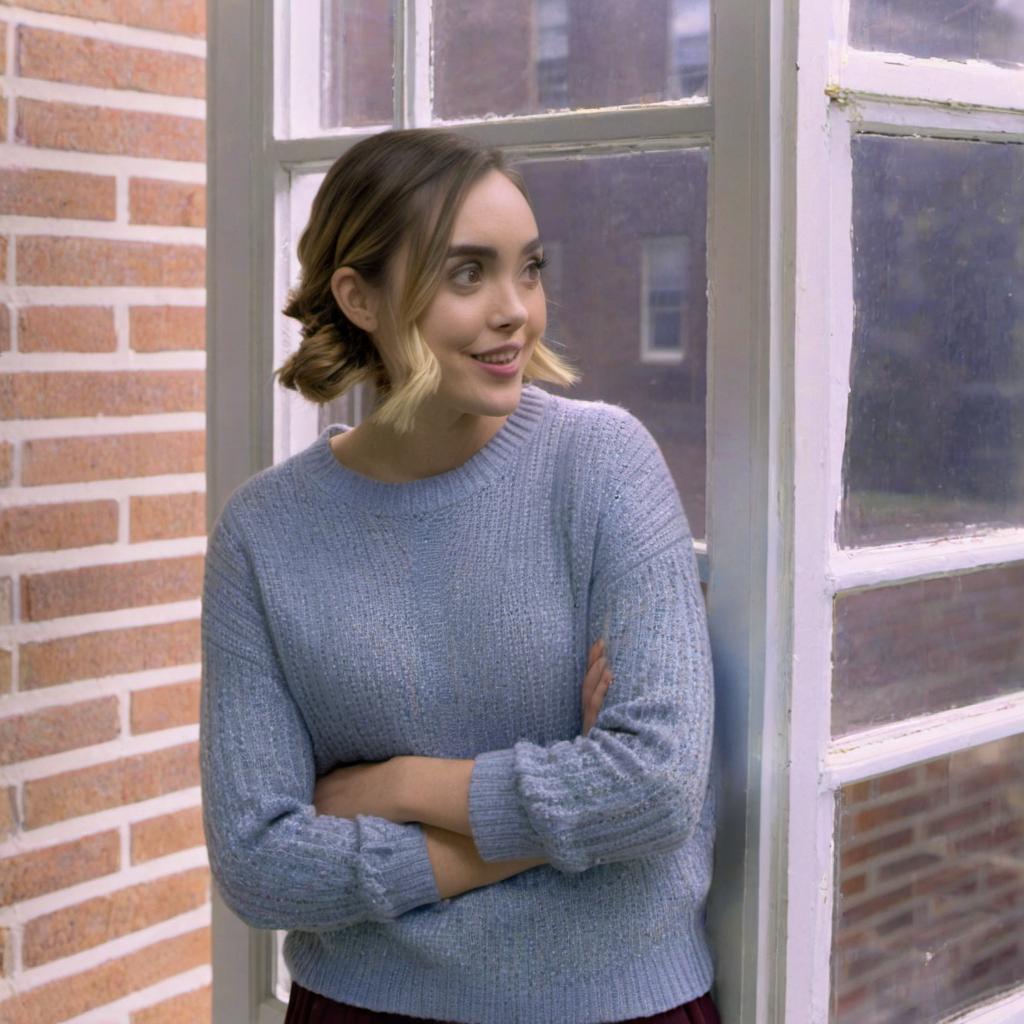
[313, 758, 403, 822]
[582, 637, 613, 735]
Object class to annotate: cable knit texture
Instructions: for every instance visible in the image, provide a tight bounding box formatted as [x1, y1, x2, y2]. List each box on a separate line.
[200, 383, 717, 1024]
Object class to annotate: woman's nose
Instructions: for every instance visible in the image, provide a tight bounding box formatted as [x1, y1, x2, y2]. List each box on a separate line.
[488, 279, 529, 331]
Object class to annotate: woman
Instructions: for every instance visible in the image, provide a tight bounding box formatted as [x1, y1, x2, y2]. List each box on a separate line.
[199, 127, 720, 1024]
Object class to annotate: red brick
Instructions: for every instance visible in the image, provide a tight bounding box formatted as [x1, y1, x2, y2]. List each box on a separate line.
[4, 0, 206, 38]
[0, 926, 10, 977]
[130, 491, 206, 540]
[23, 431, 204, 485]
[16, 235, 204, 287]
[0, 830, 119, 905]
[131, 983, 211, 1024]
[852, 792, 931, 834]
[23, 866, 209, 966]
[22, 741, 199, 828]
[129, 305, 204, 351]
[0, 442, 12, 485]
[0, 500, 118, 555]
[131, 805, 204, 863]
[0, 576, 11, 623]
[129, 177, 205, 227]
[19, 618, 200, 690]
[18, 305, 116, 352]
[840, 827, 915, 868]
[18, 26, 204, 98]
[0, 786, 17, 838]
[17, 98, 205, 162]
[0, 167, 115, 220]
[0, 305, 9, 351]
[0, 648, 10, 694]
[131, 678, 200, 733]
[23, 555, 204, 621]
[0, 370, 204, 419]
[0, 696, 119, 765]
[0, 926, 209, 1024]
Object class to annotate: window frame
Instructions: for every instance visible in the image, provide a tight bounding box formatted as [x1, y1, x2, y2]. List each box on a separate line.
[207, 1, 785, 1021]
[786, 3, 1024, 1022]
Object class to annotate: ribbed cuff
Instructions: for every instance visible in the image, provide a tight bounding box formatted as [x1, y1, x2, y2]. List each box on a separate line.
[369, 820, 442, 917]
[468, 747, 547, 863]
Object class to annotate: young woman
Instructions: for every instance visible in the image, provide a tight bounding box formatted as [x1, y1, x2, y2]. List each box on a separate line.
[200, 127, 720, 1024]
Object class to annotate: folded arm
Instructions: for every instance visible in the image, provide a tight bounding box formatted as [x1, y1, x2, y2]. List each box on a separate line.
[200, 510, 444, 930]
[465, 410, 714, 874]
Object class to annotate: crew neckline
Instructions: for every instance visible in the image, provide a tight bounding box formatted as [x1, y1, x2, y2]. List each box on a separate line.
[300, 384, 550, 514]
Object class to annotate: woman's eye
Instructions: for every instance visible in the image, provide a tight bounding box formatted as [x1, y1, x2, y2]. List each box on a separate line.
[452, 264, 482, 286]
[525, 255, 549, 281]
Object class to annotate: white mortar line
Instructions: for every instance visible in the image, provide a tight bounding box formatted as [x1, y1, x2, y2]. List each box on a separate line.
[9, 75, 205, 118]
[3, 217, 206, 244]
[0, 144, 206, 179]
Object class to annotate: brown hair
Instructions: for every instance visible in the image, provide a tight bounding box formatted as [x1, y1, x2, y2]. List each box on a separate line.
[275, 127, 580, 434]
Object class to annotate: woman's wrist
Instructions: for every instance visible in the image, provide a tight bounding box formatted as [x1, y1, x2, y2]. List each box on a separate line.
[421, 823, 547, 900]
[395, 755, 475, 836]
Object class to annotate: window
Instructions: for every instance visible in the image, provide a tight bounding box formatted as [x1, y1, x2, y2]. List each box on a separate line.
[641, 235, 690, 364]
[206, 0, 1024, 1020]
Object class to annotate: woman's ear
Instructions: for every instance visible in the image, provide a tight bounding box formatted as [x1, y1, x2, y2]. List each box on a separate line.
[330, 266, 380, 334]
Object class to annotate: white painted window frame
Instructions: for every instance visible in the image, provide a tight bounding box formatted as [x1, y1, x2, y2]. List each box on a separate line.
[786, 2, 1024, 1022]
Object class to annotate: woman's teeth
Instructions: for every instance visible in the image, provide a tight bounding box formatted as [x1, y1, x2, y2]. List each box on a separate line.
[472, 352, 516, 364]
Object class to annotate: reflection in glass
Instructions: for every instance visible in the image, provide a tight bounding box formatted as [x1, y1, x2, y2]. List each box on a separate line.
[832, 735, 1024, 1023]
[518, 150, 709, 539]
[839, 134, 1024, 547]
[832, 563, 1024, 736]
[850, 0, 1024, 67]
[320, 0, 393, 128]
[432, 0, 709, 120]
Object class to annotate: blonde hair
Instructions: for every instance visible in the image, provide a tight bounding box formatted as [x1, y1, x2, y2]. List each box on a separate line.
[276, 127, 580, 434]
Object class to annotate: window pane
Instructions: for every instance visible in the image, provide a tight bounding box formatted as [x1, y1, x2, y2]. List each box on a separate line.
[432, 0, 709, 121]
[517, 149, 708, 540]
[832, 563, 1024, 736]
[321, 0, 394, 128]
[850, 0, 1024, 67]
[839, 134, 1024, 547]
[832, 735, 1024, 1023]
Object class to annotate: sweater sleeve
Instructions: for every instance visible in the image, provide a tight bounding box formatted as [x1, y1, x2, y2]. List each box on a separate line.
[200, 504, 441, 930]
[467, 409, 714, 873]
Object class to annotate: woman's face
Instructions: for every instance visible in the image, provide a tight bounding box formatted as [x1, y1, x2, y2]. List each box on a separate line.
[381, 168, 548, 423]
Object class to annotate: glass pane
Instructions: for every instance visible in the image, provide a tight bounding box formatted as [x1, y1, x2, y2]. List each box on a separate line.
[518, 149, 709, 540]
[832, 563, 1024, 736]
[839, 134, 1024, 547]
[321, 0, 394, 128]
[850, 0, 1024, 67]
[832, 734, 1024, 1023]
[432, 0, 709, 121]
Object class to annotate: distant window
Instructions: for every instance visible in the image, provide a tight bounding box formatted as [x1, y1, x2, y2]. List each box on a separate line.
[641, 236, 690, 364]
[667, 0, 711, 98]
[536, 0, 569, 109]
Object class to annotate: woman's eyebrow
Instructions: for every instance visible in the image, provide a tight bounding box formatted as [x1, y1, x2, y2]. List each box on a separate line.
[445, 237, 543, 259]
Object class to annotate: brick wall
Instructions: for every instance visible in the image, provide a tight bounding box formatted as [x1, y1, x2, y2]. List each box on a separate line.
[0, 3, 209, 1022]
[832, 734, 1024, 1023]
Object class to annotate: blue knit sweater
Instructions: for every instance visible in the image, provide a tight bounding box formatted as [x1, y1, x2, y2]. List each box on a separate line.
[200, 383, 717, 1024]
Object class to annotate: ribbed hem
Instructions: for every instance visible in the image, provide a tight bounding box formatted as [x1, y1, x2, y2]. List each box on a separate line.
[300, 384, 550, 514]
[467, 747, 546, 863]
[283, 907, 715, 1024]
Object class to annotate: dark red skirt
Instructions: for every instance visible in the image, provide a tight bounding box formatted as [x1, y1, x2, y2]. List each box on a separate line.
[284, 979, 721, 1024]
